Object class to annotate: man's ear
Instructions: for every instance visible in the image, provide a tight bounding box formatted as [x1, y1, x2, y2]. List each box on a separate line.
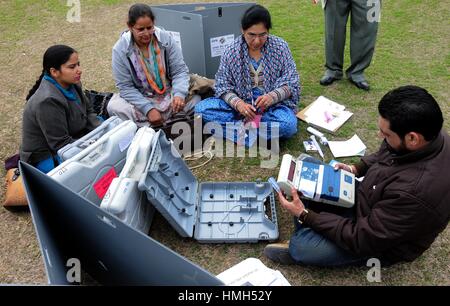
[405, 132, 422, 149]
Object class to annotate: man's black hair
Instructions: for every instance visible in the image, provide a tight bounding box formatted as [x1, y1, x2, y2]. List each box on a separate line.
[378, 85, 443, 141]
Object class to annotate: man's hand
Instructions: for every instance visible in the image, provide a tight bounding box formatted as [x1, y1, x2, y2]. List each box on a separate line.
[236, 100, 257, 120]
[147, 108, 163, 126]
[312, 0, 320, 4]
[277, 187, 305, 218]
[172, 96, 186, 113]
[333, 163, 357, 176]
[255, 94, 273, 112]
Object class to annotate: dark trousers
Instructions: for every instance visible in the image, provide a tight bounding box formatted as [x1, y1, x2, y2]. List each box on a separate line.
[324, 0, 380, 81]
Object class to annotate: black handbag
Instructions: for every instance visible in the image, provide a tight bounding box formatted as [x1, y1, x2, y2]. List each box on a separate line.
[84, 89, 113, 120]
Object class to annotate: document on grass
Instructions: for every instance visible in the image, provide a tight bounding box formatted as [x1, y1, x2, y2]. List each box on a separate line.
[216, 257, 291, 286]
[328, 134, 367, 158]
[303, 96, 353, 133]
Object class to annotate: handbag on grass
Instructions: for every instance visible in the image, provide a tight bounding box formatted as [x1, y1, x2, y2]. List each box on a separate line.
[4, 167, 28, 207]
[4, 154, 27, 207]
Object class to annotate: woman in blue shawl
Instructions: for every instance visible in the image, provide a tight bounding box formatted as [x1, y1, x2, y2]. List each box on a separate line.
[195, 4, 300, 147]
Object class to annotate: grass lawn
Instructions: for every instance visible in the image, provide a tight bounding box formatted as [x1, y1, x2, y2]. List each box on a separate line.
[0, 0, 448, 285]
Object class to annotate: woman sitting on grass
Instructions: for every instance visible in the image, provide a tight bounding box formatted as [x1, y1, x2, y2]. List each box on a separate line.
[107, 3, 200, 127]
[195, 4, 300, 147]
[20, 45, 100, 173]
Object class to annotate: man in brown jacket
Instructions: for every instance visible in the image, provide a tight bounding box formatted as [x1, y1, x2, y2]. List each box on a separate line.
[264, 85, 450, 266]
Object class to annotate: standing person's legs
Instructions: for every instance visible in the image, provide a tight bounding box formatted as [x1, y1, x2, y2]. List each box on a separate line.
[323, 0, 352, 80]
[346, 0, 379, 83]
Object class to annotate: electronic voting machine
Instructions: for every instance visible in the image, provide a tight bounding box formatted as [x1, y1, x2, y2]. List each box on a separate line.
[277, 154, 355, 208]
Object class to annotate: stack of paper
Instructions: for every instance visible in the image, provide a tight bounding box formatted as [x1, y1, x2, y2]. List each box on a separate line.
[328, 134, 367, 158]
[297, 96, 353, 133]
[216, 258, 291, 286]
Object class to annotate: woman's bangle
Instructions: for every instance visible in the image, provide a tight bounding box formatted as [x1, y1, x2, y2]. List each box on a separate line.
[237, 100, 247, 113]
[235, 100, 243, 111]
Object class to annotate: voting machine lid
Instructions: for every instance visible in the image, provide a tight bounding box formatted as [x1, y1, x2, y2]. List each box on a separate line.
[20, 161, 224, 285]
[138, 130, 279, 242]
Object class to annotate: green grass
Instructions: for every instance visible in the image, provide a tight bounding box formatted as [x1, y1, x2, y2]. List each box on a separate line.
[0, 0, 123, 43]
[0, 0, 449, 285]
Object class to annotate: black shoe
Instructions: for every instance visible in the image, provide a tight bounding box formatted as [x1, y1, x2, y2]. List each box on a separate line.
[349, 78, 370, 91]
[319, 75, 340, 86]
[263, 243, 296, 265]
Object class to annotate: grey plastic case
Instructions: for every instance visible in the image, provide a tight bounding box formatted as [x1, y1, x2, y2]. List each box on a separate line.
[57, 116, 123, 161]
[151, 3, 255, 79]
[48, 120, 138, 206]
[100, 127, 157, 234]
[138, 130, 278, 243]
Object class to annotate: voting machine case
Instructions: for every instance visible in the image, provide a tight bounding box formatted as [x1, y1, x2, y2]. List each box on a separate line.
[48, 120, 138, 206]
[57, 116, 123, 161]
[100, 127, 156, 234]
[138, 130, 279, 243]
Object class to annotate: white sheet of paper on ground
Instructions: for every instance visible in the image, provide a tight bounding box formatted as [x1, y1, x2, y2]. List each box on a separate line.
[216, 257, 291, 286]
[304, 96, 353, 133]
[328, 134, 367, 158]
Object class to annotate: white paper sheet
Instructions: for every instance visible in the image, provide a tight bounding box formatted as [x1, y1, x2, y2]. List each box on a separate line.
[304, 96, 353, 132]
[328, 134, 367, 158]
[216, 258, 291, 286]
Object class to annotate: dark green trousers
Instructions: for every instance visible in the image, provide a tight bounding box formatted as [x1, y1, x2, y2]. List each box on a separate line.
[324, 0, 380, 81]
